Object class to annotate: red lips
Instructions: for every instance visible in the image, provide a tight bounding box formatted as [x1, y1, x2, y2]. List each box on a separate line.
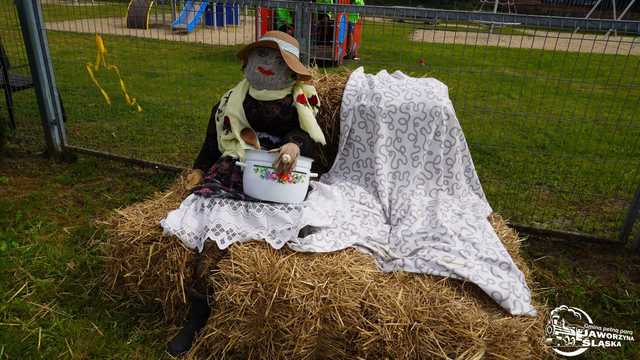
[257, 66, 274, 76]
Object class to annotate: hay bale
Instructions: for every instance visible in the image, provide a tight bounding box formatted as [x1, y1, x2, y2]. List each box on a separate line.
[311, 69, 351, 173]
[102, 181, 548, 358]
[102, 181, 547, 358]
[101, 176, 219, 323]
[184, 214, 548, 360]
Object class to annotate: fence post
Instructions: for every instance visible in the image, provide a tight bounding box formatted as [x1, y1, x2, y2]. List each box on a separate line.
[633, 230, 640, 252]
[15, 0, 67, 158]
[294, 2, 311, 66]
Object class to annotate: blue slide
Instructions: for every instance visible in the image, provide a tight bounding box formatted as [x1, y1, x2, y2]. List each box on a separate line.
[172, 0, 208, 33]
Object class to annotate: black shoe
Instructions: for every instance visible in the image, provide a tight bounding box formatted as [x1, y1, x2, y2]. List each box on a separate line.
[166, 289, 211, 357]
[298, 225, 320, 238]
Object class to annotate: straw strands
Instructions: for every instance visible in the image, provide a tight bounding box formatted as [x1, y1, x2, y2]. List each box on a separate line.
[186, 215, 548, 359]
[103, 184, 548, 358]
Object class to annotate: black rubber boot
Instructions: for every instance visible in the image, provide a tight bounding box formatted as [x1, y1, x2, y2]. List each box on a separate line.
[166, 289, 211, 357]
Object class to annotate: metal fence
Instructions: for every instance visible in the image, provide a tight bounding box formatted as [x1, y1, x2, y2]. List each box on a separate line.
[4, 0, 640, 246]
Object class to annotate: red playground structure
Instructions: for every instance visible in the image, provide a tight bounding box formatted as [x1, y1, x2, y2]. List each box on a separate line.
[256, 1, 363, 65]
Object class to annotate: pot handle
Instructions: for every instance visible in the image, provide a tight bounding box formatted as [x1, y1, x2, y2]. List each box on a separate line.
[235, 161, 246, 168]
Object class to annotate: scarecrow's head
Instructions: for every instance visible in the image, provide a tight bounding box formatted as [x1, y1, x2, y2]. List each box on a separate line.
[238, 31, 312, 91]
[244, 47, 294, 90]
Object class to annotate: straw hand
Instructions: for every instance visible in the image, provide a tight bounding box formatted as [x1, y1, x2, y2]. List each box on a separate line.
[185, 169, 204, 190]
[270, 143, 299, 174]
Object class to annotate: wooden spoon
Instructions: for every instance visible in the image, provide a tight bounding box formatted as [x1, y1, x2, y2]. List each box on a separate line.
[240, 128, 260, 149]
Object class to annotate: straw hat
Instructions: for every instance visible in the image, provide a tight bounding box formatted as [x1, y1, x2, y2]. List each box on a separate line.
[238, 31, 312, 81]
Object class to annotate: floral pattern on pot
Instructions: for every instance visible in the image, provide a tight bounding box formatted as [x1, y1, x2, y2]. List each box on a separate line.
[253, 165, 307, 184]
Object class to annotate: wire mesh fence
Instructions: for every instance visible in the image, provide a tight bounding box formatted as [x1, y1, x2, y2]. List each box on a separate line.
[3, 0, 640, 244]
[1, 0, 36, 142]
[0, 2, 29, 75]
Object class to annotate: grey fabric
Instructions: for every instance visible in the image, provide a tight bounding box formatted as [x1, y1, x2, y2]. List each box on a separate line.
[291, 68, 536, 316]
[244, 48, 294, 90]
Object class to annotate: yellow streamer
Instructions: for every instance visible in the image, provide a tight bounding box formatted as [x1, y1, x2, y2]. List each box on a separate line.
[86, 34, 143, 112]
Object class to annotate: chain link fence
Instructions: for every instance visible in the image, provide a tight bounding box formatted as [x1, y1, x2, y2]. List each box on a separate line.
[1, 0, 35, 143]
[3, 0, 640, 245]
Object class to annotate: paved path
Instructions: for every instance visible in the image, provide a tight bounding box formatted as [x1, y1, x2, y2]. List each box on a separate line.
[411, 28, 640, 55]
[46, 16, 257, 46]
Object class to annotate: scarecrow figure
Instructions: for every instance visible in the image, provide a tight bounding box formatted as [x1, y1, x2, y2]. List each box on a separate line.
[165, 31, 325, 356]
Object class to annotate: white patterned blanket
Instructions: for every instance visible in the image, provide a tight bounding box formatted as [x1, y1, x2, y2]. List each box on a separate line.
[162, 67, 535, 316]
[290, 68, 536, 316]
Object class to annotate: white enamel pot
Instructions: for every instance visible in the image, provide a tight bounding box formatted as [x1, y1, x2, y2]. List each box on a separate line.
[236, 149, 317, 204]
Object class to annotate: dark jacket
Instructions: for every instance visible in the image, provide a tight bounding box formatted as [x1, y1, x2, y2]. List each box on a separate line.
[194, 94, 314, 172]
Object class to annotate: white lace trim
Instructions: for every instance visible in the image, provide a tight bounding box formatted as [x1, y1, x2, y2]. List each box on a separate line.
[161, 184, 339, 252]
[161, 195, 306, 252]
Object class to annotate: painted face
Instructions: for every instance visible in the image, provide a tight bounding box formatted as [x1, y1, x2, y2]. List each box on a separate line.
[244, 47, 295, 90]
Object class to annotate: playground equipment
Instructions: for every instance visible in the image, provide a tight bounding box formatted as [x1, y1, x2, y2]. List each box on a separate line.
[204, 2, 240, 27]
[126, 0, 177, 30]
[173, 1, 240, 31]
[582, 0, 637, 34]
[126, 0, 241, 32]
[172, 0, 207, 32]
[127, 0, 155, 29]
[535, 0, 638, 34]
[476, 0, 521, 30]
[478, 0, 517, 14]
[256, 1, 363, 65]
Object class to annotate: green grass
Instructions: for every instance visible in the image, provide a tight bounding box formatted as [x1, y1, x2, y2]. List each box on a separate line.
[526, 239, 640, 360]
[2, 1, 640, 240]
[1, 137, 638, 359]
[0, 139, 175, 359]
[415, 20, 531, 36]
[0, 2, 639, 358]
[42, 2, 127, 22]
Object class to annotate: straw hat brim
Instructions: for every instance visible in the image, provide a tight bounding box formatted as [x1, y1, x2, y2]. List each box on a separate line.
[238, 40, 312, 81]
